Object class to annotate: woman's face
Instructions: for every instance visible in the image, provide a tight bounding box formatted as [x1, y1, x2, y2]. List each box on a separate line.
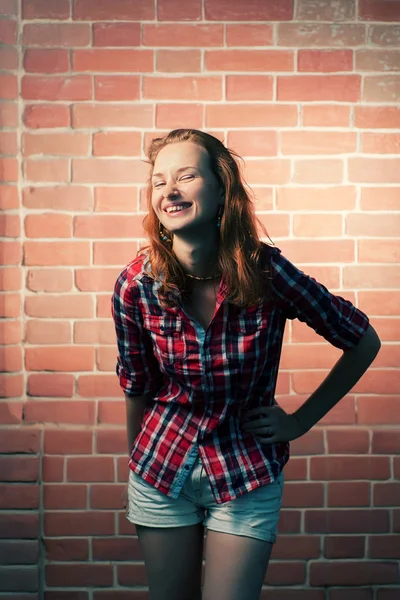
[151, 141, 223, 236]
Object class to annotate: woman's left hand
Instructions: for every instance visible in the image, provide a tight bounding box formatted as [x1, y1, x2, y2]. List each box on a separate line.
[242, 404, 307, 444]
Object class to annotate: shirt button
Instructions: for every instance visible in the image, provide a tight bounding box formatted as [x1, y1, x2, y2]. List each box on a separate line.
[184, 465, 190, 470]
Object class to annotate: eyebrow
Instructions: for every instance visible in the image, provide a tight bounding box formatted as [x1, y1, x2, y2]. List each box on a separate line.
[151, 166, 199, 179]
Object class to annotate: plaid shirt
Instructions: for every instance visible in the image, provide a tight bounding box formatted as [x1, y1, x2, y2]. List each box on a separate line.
[111, 244, 369, 504]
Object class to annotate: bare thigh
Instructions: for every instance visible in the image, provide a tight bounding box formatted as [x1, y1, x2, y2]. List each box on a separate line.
[135, 523, 205, 600]
[202, 530, 273, 600]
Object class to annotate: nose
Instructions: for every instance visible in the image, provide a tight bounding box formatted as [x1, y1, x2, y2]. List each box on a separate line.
[162, 181, 179, 199]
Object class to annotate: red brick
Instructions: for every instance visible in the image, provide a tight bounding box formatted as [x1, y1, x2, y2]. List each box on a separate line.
[44, 511, 114, 536]
[377, 590, 400, 600]
[359, 0, 400, 21]
[143, 76, 222, 101]
[156, 49, 201, 73]
[357, 395, 400, 425]
[325, 536, 365, 559]
[94, 187, 137, 212]
[298, 50, 353, 72]
[26, 346, 94, 372]
[44, 430, 92, 454]
[278, 75, 361, 102]
[265, 562, 305, 586]
[0, 185, 19, 211]
[369, 25, 400, 46]
[364, 76, 400, 102]
[0, 213, 19, 237]
[370, 535, 400, 558]
[355, 106, 400, 129]
[206, 104, 297, 128]
[205, 0, 293, 20]
[24, 159, 69, 183]
[158, 0, 201, 20]
[66, 457, 114, 482]
[28, 373, 74, 396]
[44, 485, 87, 510]
[311, 456, 390, 480]
[93, 241, 137, 265]
[0, 455, 39, 481]
[23, 23, 90, 47]
[0, 0, 18, 17]
[23, 132, 90, 157]
[40, 456, 61, 483]
[0, 512, 39, 537]
[23, 104, 70, 128]
[278, 23, 365, 47]
[93, 22, 140, 46]
[357, 49, 400, 72]
[206, 50, 294, 72]
[72, 159, 147, 184]
[22, 75, 92, 101]
[22, 0, 70, 19]
[0, 539, 39, 564]
[90, 484, 126, 510]
[75, 269, 118, 292]
[25, 293, 92, 316]
[0, 320, 21, 344]
[358, 291, 400, 316]
[293, 159, 343, 184]
[0, 482, 40, 511]
[327, 429, 370, 454]
[225, 75, 273, 101]
[273, 535, 320, 560]
[92, 537, 139, 561]
[79, 378, 121, 401]
[72, 103, 152, 128]
[0, 429, 40, 453]
[227, 130, 276, 156]
[143, 23, 223, 47]
[296, 0, 355, 20]
[93, 132, 141, 157]
[24, 49, 69, 74]
[0, 18, 17, 44]
[156, 103, 203, 129]
[373, 483, 400, 507]
[26, 269, 73, 292]
[24, 400, 95, 425]
[371, 318, 400, 342]
[362, 133, 400, 154]
[302, 104, 350, 127]
[282, 483, 324, 508]
[45, 538, 89, 561]
[46, 564, 113, 587]
[0, 566, 38, 591]
[0, 74, 17, 99]
[0, 102, 18, 127]
[0, 131, 17, 155]
[277, 186, 355, 211]
[328, 481, 370, 507]
[73, 0, 154, 20]
[0, 157, 17, 181]
[23, 186, 92, 211]
[310, 560, 398, 586]
[226, 24, 273, 46]
[94, 75, 140, 101]
[0, 46, 17, 69]
[281, 131, 356, 155]
[0, 240, 21, 265]
[306, 509, 390, 534]
[372, 430, 400, 454]
[349, 158, 400, 183]
[73, 49, 153, 72]
[348, 214, 400, 239]
[330, 589, 373, 600]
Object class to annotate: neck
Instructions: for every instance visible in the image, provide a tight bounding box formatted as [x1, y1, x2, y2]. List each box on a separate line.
[172, 234, 220, 279]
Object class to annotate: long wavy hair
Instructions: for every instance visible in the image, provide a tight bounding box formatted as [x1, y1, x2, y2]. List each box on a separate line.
[138, 129, 274, 309]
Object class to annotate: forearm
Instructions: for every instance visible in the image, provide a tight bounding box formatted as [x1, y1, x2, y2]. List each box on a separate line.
[293, 324, 381, 433]
[125, 393, 150, 454]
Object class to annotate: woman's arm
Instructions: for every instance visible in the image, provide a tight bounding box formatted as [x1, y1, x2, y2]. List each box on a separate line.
[243, 324, 381, 442]
[293, 323, 381, 433]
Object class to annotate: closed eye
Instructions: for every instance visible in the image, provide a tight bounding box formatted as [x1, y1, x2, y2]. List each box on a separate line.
[153, 175, 195, 188]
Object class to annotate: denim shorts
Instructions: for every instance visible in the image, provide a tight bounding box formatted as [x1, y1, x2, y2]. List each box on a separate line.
[126, 454, 284, 544]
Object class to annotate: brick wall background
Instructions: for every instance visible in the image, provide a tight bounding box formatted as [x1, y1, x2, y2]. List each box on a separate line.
[1, 0, 400, 598]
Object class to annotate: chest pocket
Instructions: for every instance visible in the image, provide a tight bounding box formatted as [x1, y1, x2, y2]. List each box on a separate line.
[142, 315, 187, 365]
[227, 313, 263, 364]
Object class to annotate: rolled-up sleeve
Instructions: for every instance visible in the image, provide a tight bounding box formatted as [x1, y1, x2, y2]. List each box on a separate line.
[270, 248, 370, 350]
[111, 271, 162, 397]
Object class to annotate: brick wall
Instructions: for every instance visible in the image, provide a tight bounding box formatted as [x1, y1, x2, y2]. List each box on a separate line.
[1, 0, 400, 598]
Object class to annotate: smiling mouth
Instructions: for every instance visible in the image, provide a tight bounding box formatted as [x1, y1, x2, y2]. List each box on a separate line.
[164, 203, 192, 214]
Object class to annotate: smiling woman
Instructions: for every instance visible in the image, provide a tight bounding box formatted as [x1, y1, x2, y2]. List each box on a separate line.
[111, 128, 380, 600]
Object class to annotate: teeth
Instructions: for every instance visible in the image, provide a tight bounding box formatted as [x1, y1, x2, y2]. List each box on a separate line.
[166, 204, 190, 213]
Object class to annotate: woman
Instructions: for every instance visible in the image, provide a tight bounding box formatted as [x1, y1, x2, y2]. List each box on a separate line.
[111, 129, 380, 600]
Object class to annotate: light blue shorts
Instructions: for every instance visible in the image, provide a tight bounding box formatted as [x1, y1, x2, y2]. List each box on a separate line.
[126, 454, 284, 544]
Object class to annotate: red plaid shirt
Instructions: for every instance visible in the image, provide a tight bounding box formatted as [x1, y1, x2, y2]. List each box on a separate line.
[111, 244, 369, 504]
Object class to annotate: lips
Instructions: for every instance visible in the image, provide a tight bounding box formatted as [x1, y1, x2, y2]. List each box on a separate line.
[164, 203, 192, 213]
